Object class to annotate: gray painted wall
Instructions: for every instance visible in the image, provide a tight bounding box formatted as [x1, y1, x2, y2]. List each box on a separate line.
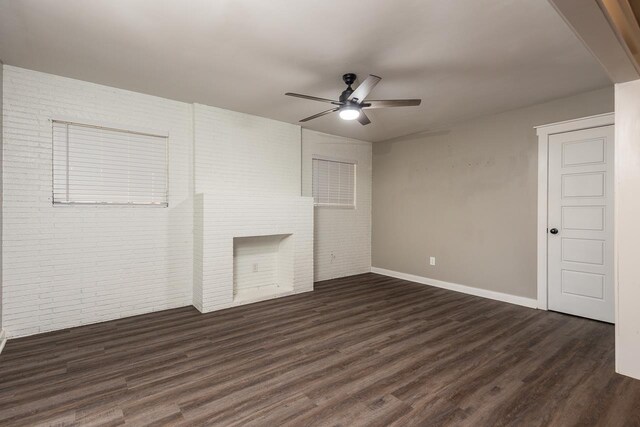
[1, 61, 3, 331]
[372, 87, 614, 299]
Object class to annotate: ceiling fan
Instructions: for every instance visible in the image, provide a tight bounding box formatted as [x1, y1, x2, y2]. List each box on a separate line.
[285, 73, 421, 126]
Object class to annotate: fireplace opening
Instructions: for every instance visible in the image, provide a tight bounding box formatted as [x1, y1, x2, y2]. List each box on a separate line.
[233, 234, 294, 302]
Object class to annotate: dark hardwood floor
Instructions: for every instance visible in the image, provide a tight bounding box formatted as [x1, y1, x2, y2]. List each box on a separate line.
[1, 273, 639, 426]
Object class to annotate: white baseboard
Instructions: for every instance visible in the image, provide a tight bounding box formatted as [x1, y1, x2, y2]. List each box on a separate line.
[0, 330, 6, 355]
[370, 267, 538, 309]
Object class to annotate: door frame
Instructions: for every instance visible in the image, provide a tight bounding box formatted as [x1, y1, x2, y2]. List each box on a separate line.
[535, 112, 615, 310]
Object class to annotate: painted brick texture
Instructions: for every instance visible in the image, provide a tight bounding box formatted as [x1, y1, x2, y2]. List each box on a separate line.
[193, 104, 313, 312]
[194, 194, 314, 312]
[2, 66, 193, 337]
[1, 67, 371, 338]
[302, 130, 372, 281]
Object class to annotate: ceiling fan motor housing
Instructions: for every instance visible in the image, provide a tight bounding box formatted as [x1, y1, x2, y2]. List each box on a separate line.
[342, 73, 357, 86]
[340, 73, 357, 101]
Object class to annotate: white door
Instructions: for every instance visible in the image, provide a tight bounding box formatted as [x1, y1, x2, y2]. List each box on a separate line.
[547, 125, 614, 323]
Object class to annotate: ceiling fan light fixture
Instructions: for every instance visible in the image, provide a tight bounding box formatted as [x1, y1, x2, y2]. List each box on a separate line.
[339, 107, 360, 121]
[286, 73, 421, 125]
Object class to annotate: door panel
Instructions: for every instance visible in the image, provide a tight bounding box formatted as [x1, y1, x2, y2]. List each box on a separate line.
[562, 172, 605, 197]
[562, 206, 605, 230]
[562, 138, 605, 166]
[548, 125, 614, 323]
[561, 238, 604, 265]
[561, 270, 604, 299]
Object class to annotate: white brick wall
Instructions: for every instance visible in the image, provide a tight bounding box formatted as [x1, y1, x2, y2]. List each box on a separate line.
[302, 130, 372, 281]
[192, 104, 312, 312]
[194, 104, 301, 196]
[1, 67, 368, 339]
[2, 66, 193, 338]
[193, 193, 204, 313]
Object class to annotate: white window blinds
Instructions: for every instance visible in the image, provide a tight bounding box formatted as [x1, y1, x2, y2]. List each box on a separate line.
[312, 158, 356, 207]
[52, 121, 168, 206]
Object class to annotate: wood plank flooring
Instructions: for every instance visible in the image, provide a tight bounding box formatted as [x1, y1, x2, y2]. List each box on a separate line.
[1, 273, 639, 426]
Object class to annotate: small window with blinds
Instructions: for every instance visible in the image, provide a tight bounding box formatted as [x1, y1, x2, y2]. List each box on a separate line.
[312, 157, 356, 208]
[52, 121, 168, 206]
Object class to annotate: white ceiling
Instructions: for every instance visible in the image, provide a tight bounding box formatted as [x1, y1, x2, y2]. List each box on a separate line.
[0, 0, 610, 142]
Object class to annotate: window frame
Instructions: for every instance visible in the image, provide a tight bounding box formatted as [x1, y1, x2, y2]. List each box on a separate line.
[51, 118, 170, 207]
[311, 155, 357, 209]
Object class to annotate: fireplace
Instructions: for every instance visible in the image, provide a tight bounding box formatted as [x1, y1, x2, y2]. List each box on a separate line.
[193, 193, 314, 313]
[233, 234, 294, 302]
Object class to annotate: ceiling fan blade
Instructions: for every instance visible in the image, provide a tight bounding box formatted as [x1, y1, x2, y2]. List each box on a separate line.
[362, 99, 422, 108]
[348, 74, 381, 102]
[299, 108, 339, 122]
[285, 92, 340, 104]
[357, 111, 371, 126]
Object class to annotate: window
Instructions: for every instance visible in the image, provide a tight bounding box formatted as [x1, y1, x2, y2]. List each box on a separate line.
[312, 157, 356, 207]
[52, 121, 168, 206]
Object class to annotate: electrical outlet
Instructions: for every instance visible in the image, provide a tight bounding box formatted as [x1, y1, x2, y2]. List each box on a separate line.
[253, 263, 259, 272]
[429, 257, 436, 266]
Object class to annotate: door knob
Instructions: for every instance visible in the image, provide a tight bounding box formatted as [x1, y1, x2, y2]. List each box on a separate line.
[549, 228, 559, 235]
